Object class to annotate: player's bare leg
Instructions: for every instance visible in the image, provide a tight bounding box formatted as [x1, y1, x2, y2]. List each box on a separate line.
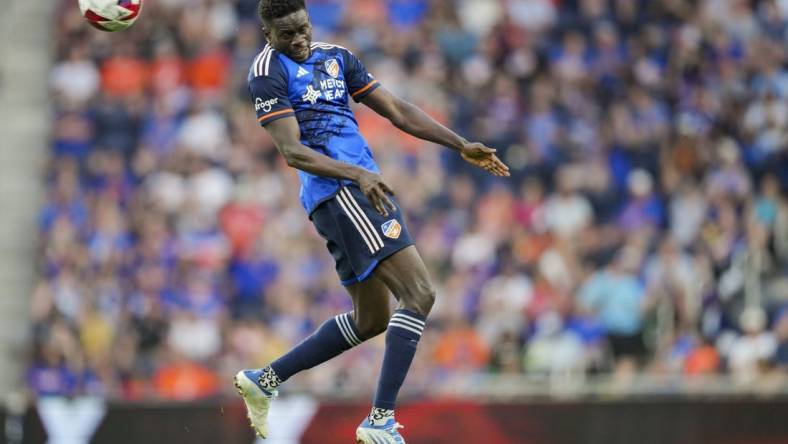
[347, 277, 392, 340]
[373, 245, 436, 316]
[356, 245, 436, 444]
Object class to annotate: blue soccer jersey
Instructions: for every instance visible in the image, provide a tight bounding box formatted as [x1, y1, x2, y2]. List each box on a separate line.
[248, 42, 382, 214]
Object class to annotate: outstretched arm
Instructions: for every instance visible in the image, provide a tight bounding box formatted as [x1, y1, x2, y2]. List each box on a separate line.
[361, 87, 510, 177]
[263, 116, 397, 216]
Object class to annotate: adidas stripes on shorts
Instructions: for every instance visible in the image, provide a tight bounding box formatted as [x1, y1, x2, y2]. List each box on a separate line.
[310, 184, 414, 286]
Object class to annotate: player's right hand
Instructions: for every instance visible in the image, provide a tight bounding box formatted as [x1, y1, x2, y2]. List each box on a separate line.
[460, 142, 511, 177]
[354, 169, 397, 217]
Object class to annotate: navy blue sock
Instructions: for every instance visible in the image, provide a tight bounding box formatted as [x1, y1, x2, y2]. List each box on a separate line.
[269, 312, 362, 383]
[373, 309, 426, 411]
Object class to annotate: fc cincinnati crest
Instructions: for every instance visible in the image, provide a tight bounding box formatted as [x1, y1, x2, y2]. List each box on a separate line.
[325, 59, 340, 78]
[381, 219, 401, 239]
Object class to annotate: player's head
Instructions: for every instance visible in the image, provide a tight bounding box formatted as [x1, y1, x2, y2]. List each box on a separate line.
[258, 0, 312, 62]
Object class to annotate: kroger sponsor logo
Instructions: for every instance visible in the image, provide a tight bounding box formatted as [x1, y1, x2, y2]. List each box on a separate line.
[255, 97, 278, 113]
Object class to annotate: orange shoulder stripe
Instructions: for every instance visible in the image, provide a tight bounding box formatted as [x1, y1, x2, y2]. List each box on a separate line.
[351, 80, 379, 98]
[258, 108, 295, 122]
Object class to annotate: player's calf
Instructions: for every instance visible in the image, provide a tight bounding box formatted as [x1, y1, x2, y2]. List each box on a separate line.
[364, 308, 427, 425]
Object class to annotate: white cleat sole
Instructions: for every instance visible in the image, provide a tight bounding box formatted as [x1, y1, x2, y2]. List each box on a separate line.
[355, 428, 373, 444]
[356, 427, 397, 444]
[234, 370, 273, 439]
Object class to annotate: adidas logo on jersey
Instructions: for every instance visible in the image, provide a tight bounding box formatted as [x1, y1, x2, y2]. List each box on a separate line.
[297, 66, 309, 78]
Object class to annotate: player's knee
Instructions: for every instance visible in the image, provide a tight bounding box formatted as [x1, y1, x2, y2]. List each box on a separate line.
[403, 283, 436, 317]
[418, 286, 436, 315]
[354, 313, 389, 340]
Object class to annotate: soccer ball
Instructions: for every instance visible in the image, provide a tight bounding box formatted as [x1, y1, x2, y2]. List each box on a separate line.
[78, 0, 143, 32]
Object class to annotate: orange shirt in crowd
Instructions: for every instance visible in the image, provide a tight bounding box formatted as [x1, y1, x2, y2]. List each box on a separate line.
[433, 326, 491, 370]
[188, 49, 230, 92]
[101, 56, 147, 96]
[684, 345, 720, 375]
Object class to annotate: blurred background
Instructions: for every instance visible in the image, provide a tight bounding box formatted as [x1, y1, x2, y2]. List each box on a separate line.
[1, 0, 788, 443]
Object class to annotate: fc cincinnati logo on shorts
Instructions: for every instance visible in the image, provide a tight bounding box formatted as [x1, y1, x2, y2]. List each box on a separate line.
[325, 59, 340, 78]
[381, 219, 401, 239]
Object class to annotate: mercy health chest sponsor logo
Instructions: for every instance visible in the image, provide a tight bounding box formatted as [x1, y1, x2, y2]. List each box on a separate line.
[318, 77, 346, 100]
[255, 97, 279, 113]
[302, 78, 346, 104]
[381, 219, 401, 239]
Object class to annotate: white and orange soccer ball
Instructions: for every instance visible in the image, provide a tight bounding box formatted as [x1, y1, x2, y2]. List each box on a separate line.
[78, 0, 143, 32]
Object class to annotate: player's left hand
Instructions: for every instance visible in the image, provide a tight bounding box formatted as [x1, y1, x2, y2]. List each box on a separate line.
[355, 169, 397, 217]
[460, 143, 510, 177]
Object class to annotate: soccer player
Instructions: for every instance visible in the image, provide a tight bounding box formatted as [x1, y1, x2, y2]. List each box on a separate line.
[234, 1, 510, 442]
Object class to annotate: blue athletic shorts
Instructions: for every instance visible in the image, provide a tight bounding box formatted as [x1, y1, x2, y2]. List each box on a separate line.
[309, 184, 415, 286]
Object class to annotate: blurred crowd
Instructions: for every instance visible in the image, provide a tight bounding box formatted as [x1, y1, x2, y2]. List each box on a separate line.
[30, 0, 788, 401]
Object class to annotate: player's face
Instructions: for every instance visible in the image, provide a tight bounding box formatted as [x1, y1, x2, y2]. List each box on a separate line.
[265, 9, 312, 62]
